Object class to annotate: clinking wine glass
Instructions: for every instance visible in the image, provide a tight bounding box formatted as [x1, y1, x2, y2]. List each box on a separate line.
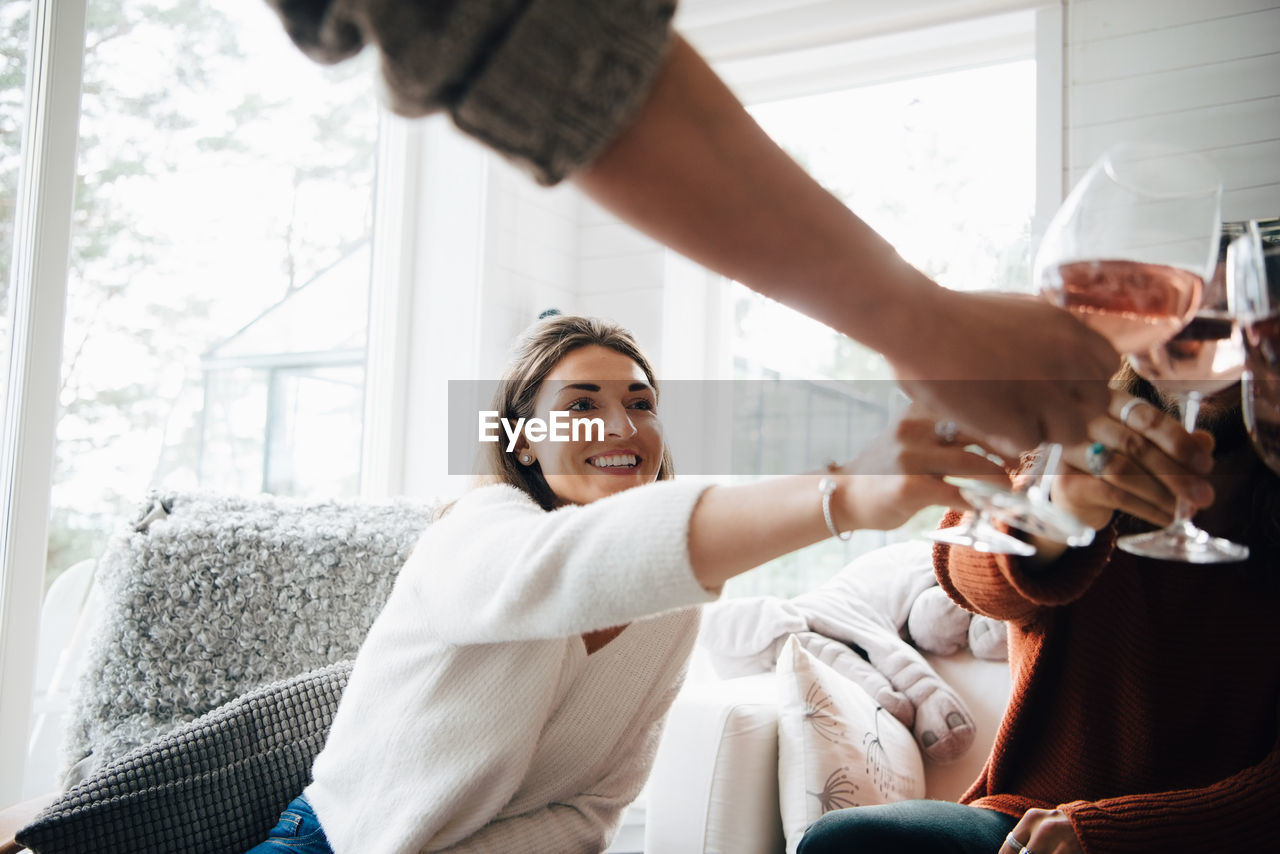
[1236, 218, 1280, 476]
[928, 446, 1047, 557]
[1115, 226, 1249, 562]
[943, 144, 1221, 553]
[1032, 144, 1221, 546]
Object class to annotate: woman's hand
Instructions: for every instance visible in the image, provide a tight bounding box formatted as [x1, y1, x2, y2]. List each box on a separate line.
[998, 808, 1084, 854]
[831, 404, 1009, 533]
[893, 290, 1117, 457]
[1049, 390, 1215, 531]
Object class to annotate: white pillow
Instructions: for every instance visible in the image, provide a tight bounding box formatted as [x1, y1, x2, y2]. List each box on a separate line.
[777, 634, 925, 853]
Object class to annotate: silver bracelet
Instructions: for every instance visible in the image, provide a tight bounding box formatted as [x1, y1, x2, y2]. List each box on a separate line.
[817, 476, 852, 541]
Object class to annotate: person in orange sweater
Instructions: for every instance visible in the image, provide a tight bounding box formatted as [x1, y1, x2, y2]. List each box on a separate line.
[799, 372, 1280, 854]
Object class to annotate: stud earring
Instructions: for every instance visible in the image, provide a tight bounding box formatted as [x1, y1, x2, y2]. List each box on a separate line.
[520, 454, 532, 465]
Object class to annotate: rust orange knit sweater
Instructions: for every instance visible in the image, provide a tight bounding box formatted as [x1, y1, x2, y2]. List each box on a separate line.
[935, 515, 1280, 852]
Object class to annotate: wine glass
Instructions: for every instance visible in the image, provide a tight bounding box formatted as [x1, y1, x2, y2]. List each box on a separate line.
[1235, 218, 1280, 475]
[1116, 226, 1248, 562]
[1027, 143, 1220, 534]
[929, 447, 1042, 557]
[942, 144, 1220, 552]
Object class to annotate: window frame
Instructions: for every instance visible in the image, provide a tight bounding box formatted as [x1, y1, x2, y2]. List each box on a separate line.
[0, 0, 413, 803]
[0, 0, 86, 806]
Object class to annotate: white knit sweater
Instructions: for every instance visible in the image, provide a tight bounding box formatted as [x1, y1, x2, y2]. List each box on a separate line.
[305, 481, 717, 854]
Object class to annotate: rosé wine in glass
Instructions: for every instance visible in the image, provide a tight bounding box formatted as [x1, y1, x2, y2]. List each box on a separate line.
[1114, 227, 1251, 563]
[1129, 313, 1244, 397]
[1047, 259, 1203, 354]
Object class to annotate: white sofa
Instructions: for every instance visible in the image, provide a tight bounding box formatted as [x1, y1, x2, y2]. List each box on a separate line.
[645, 644, 1011, 853]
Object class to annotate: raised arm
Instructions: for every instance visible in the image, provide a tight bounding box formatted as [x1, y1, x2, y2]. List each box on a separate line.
[264, 0, 1117, 452]
[573, 34, 1116, 453]
[415, 408, 1005, 645]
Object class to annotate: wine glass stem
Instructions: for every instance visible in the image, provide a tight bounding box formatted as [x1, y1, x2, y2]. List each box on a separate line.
[1171, 391, 1204, 529]
[1023, 442, 1063, 503]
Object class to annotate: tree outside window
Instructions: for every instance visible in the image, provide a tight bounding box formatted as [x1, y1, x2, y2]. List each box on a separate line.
[1, 0, 379, 588]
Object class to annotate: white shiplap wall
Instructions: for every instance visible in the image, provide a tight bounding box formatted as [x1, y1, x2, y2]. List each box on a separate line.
[1064, 0, 1280, 221]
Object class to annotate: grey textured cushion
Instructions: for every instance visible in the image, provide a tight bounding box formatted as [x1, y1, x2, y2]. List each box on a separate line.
[60, 490, 433, 781]
[18, 661, 352, 854]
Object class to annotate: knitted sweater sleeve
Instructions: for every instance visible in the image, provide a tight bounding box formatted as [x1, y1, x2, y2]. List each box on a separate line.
[405, 482, 717, 645]
[262, 0, 677, 184]
[1059, 700, 1280, 851]
[933, 510, 1115, 623]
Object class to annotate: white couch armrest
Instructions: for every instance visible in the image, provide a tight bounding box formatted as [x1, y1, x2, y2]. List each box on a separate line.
[646, 673, 784, 854]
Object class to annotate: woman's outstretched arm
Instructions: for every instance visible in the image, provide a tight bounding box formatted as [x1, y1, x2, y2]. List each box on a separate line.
[687, 409, 1006, 591]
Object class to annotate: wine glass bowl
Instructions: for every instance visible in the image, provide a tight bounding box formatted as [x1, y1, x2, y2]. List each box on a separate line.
[1010, 144, 1221, 548]
[1243, 369, 1280, 475]
[1236, 218, 1280, 476]
[1046, 260, 1203, 356]
[1037, 143, 1221, 351]
[1127, 247, 1244, 399]
[932, 144, 1222, 555]
[1128, 312, 1241, 397]
[1115, 222, 1249, 563]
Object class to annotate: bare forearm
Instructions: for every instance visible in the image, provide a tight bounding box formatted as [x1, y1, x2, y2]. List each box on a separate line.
[573, 35, 935, 357]
[687, 477, 831, 590]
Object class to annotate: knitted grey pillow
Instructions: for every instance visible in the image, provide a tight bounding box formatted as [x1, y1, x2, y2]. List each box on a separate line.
[18, 661, 352, 854]
[60, 490, 434, 782]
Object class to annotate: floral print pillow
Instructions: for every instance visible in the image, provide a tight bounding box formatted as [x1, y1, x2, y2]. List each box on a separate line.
[776, 634, 925, 853]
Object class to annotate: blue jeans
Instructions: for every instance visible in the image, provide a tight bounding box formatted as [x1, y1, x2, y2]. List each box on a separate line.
[798, 800, 1018, 854]
[245, 794, 334, 854]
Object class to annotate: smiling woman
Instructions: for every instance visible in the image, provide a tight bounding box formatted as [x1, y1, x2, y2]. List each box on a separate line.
[242, 312, 1007, 853]
[481, 316, 678, 512]
[516, 346, 667, 507]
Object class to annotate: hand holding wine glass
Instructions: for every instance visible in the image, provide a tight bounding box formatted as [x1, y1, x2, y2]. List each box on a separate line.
[1050, 389, 1213, 523]
[931, 143, 1220, 556]
[1116, 226, 1248, 562]
[1027, 143, 1221, 544]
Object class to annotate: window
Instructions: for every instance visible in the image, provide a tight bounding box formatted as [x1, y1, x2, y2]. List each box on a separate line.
[1, 0, 383, 799]
[723, 55, 1038, 598]
[43, 0, 378, 587]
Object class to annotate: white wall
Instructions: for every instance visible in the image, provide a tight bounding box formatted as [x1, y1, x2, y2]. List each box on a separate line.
[1063, 0, 1280, 221]
[475, 156, 583, 378]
